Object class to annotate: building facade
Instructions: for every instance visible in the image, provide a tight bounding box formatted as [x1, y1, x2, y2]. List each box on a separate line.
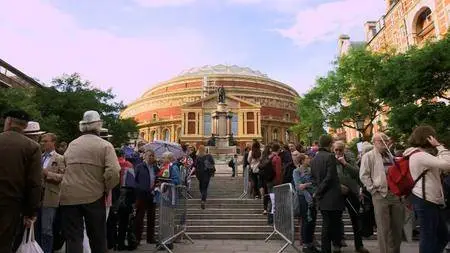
[366, 0, 449, 53]
[121, 65, 299, 150]
[0, 58, 42, 88]
[333, 0, 449, 142]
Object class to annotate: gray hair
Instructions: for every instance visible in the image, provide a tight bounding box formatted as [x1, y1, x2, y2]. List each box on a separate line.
[361, 141, 374, 155]
[79, 121, 103, 133]
[371, 132, 390, 143]
[162, 151, 174, 161]
[333, 141, 345, 150]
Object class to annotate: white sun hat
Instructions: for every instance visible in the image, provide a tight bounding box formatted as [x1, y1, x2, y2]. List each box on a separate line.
[24, 121, 46, 135]
[79, 110, 102, 125]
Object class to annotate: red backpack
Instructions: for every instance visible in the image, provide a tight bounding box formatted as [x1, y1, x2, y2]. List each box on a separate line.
[387, 150, 426, 197]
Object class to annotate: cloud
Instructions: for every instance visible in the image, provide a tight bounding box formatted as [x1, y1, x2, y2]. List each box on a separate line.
[0, 0, 217, 103]
[132, 0, 197, 8]
[276, 0, 385, 46]
[228, 0, 309, 13]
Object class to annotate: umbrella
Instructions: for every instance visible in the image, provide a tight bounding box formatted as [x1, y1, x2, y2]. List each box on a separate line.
[122, 146, 135, 159]
[143, 140, 185, 160]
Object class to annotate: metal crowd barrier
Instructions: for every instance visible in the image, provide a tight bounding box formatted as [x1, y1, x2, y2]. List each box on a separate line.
[239, 165, 249, 199]
[155, 183, 194, 253]
[178, 166, 193, 199]
[265, 183, 300, 253]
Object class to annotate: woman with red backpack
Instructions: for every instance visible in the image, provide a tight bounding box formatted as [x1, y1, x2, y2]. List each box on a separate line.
[405, 125, 450, 253]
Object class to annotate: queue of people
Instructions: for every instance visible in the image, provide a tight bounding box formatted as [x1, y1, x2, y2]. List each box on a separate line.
[246, 125, 450, 253]
[0, 109, 207, 253]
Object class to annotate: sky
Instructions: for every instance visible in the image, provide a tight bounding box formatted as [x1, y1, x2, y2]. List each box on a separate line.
[0, 0, 386, 104]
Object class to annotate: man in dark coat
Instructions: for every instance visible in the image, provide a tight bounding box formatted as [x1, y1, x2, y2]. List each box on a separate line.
[311, 135, 344, 253]
[0, 110, 42, 253]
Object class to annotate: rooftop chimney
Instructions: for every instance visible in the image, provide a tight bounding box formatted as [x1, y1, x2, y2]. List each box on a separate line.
[364, 21, 377, 42]
[338, 34, 351, 56]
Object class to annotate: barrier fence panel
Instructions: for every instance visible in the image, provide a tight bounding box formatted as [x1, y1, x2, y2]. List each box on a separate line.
[265, 183, 300, 253]
[155, 183, 194, 253]
[239, 165, 249, 199]
[178, 166, 193, 199]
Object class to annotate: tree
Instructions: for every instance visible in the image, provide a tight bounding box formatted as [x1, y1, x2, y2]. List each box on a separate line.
[295, 47, 387, 141]
[377, 34, 450, 145]
[0, 73, 138, 147]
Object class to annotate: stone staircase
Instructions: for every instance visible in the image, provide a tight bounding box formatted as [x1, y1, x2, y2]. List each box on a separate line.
[179, 176, 372, 240]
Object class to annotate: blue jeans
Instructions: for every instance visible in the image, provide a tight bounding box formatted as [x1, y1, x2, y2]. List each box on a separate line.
[298, 194, 316, 245]
[412, 194, 448, 253]
[38, 207, 57, 253]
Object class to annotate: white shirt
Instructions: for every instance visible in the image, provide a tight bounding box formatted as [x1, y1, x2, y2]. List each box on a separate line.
[42, 150, 56, 169]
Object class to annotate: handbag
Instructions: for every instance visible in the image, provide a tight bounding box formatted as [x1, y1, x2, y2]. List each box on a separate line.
[204, 155, 216, 175]
[16, 224, 44, 253]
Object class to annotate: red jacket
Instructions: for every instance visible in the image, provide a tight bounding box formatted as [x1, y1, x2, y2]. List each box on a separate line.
[118, 157, 133, 185]
[271, 153, 283, 185]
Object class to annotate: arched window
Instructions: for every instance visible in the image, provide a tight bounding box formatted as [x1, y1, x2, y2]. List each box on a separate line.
[164, 129, 170, 142]
[272, 129, 279, 141]
[261, 127, 267, 144]
[176, 127, 181, 141]
[285, 130, 290, 143]
[150, 131, 156, 141]
[187, 112, 196, 134]
[415, 7, 435, 44]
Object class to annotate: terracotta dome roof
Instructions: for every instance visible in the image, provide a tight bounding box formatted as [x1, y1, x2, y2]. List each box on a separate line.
[177, 64, 269, 78]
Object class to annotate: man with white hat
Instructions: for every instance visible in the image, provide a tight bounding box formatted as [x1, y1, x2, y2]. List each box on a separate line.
[24, 121, 46, 142]
[0, 110, 42, 253]
[60, 110, 120, 253]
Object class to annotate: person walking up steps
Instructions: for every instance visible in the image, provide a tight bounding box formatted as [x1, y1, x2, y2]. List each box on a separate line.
[192, 145, 215, 209]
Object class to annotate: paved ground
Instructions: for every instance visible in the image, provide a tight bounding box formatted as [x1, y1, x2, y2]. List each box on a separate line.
[133, 240, 420, 253]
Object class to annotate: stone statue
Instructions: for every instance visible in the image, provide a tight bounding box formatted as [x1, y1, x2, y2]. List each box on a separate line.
[217, 85, 225, 104]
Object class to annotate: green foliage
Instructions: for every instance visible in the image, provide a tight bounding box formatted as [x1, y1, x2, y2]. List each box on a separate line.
[0, 73, 137, 147]
[295, 47, 386, 140]
[378, 34, 450, 146]
[296, 33, 450, 145]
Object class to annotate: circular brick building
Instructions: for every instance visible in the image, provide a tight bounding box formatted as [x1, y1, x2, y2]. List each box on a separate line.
[121, 64, 299, 149]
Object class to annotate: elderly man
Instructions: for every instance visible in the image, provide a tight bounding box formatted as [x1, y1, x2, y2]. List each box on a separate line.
[60, 110, 120, 253]
[24, 121, 46, 142]
[0, 110, 42, 253]
[360, 133, 404, 253]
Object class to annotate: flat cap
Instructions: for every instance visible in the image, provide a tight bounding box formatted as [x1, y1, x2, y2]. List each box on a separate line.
[2, 109, 31, 122]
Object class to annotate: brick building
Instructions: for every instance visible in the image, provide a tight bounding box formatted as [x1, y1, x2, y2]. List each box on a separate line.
[0, 58, 42, 88]
[335, 0, 449, 142]
[121, 65, 300, 150]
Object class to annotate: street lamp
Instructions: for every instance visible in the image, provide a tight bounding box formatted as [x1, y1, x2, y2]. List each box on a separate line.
[307, 128, 313, 147]
[356, 116, 365, 141]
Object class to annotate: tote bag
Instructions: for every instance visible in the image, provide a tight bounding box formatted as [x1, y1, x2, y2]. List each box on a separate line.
[16, 225, 44, 253]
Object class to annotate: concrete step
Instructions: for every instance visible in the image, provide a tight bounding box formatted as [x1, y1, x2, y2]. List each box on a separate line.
[186, 208, 263, 214]
[179, 232, 374, 240]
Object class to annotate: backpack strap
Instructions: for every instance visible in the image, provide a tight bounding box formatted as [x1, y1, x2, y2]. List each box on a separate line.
[412, 170, 428, 201]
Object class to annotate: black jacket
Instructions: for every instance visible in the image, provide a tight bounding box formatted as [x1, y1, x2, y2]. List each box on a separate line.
[311, 148, 344, 211]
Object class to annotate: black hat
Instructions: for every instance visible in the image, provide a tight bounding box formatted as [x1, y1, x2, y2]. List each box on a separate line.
[2, 109, 31, 122]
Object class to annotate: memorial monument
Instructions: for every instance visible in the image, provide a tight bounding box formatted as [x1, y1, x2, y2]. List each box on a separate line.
[207, 85, 237, 160]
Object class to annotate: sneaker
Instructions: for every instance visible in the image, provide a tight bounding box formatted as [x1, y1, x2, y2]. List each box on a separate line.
[262, 210, 267, 215]
[302, 246, 321, 253]
[201, 201, 205, 209]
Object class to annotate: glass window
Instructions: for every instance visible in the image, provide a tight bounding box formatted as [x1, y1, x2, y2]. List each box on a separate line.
[164, 129, 170, 142]
[204, 113, 212, 136]
[231, 113, 238, 135]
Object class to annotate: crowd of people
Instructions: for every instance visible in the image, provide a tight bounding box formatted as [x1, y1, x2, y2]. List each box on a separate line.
[243, 127, 450, 253]
[0, 109, 216, 253]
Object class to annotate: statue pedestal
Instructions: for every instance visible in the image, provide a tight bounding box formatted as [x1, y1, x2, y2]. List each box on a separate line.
[207, 102, 236, 163]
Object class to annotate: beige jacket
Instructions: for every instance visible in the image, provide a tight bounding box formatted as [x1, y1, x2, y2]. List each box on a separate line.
[42, 151, 65, 207]
[359, 149, 389, 197]
[60, 134, 120, 205]
[404, 146, 450, 205]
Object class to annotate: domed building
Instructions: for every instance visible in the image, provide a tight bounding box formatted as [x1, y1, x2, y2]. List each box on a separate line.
[121, 64, 299, 150]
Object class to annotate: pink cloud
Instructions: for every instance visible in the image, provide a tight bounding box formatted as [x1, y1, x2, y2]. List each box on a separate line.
[276, 0, 386, 46]
[0, 0, 216, 103]
[132, 0, 197, 8]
